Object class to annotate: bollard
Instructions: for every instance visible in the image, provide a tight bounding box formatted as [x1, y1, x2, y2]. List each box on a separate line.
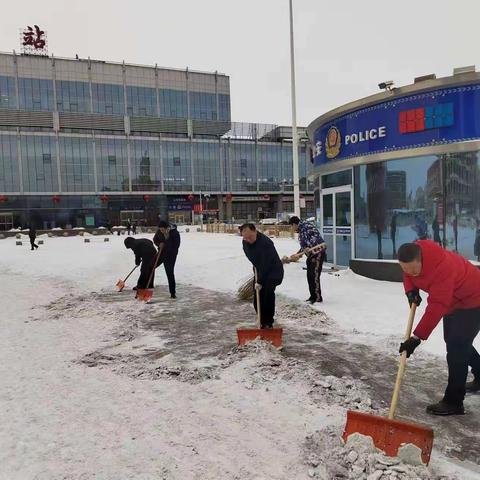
[185, 228, 190, 233]
[15, 233, 21, 239]
[197, 227, 201, 232]
[63, 232, 69, 237]
[16, 241, 22, 246]
[38, 240, 44, 245]
[84, 238, 90, 243]
[104, 237, 109, 242]
[0, 233, 5, 239]
[48, 232, 53, 237]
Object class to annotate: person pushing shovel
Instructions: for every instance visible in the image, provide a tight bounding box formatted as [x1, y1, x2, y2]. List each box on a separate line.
[124, 237, 158, 290]
[398, 240, 480, 415]
[240, 223, 284, 329]
[288, 216, 326, 304]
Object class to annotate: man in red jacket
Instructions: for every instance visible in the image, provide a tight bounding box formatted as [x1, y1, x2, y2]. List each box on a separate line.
[398, 240, 480, 415]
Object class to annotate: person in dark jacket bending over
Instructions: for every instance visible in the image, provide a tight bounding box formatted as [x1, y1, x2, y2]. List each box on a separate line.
[153, 220, 181, 299]
[124, 237, 158, 290]
[241, 223, 284, 329]
[398, 240, 480, 415]
[288, 216, 326, 304]
[29, 224, 39, 251]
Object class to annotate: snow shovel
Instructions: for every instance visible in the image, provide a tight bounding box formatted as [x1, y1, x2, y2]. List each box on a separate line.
[342, 303, 434, 464]
[236, 268, 283, 348]
[116, 265, 138, 292]
[136, 245, 164, 303]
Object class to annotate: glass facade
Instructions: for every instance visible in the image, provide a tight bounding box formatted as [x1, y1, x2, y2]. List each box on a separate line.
[0, 76, 17, 109]
[163, 141, 192, 191]
[59, 136, 95, 192]
[218, 94, 230, 122]
[130, 139, 162, 191]
[56, 80, 91, 113]
[95, 137, 129, 191]
[190, 92, 217, 120]
[92, 83, 125, 115]
[353, 152, 480, 262]
[126, 86, 157, 117]
[0, 134, 19, 191]
[160, 89, 188, 118]
[258, 144, 282, 191]
[231, 143, 256, 192]
[18, 78, 54, 111]
[21, 135, 58, 192]
[193, 142, 221, 191]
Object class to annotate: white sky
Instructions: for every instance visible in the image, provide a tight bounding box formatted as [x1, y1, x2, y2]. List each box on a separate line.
[1, 0, 479, 126]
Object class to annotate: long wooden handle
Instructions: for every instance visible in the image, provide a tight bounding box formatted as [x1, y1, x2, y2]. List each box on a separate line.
[388, 303, 417, 419]
[145, 244, 164, 289]
[255, 268, 261, 328]
[124, 265, 138, 282]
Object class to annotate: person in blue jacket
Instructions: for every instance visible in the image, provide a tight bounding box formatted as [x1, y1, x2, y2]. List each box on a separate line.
[289, 216, 327, 304]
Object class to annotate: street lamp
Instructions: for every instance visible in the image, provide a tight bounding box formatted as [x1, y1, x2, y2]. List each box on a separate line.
[289, 0, 301, 217]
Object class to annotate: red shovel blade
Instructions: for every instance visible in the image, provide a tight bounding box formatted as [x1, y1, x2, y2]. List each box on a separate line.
[343, 410, 434, 465]
[116, 279, 125, 291]
[136, 288, 153, 302]
[236, 328, 283, 348]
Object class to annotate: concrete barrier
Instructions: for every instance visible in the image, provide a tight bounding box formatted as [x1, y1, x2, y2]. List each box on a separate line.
[47, 232, 53, 237]
[16, 241, 22, 246]
[185, 228, 190, 232]
[84, 238, 90, 243]
[104, 237, 109, 242]
[38, 240, 44, 245]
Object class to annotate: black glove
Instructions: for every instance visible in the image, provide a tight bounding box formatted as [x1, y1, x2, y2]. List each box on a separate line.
[399, 336, 421, 358]
[406, 289, 422, 307]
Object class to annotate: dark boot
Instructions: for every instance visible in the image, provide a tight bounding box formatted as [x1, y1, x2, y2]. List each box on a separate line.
[170, 293, 176, 299]
[465, 378, 480, 393]
[426, 399, 465, 416]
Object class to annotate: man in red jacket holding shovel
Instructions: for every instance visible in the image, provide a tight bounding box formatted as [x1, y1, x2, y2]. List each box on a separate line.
[398, 240, 480, 415]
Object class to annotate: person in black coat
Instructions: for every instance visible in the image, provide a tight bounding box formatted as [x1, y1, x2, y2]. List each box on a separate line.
[240, 223, 284, 328]
[124, 237, 158, 289]
[153, 220, 181, 299]
[29, 225, 38, 251]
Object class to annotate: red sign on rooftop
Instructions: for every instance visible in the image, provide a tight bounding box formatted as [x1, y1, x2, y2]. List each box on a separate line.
[20, 25, 48, 55]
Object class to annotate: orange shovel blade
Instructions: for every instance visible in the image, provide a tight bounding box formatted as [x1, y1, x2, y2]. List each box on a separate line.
[236, 328, 283, 348]
[116, 279, 125, 291]
[343, 410, 434, 465]
[136, 288, 153, 302]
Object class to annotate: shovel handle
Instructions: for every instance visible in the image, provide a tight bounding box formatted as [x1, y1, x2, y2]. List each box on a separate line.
[255, 268, 261, 328]
[124, 265, 138, 282]
[388, 303, 417, 419]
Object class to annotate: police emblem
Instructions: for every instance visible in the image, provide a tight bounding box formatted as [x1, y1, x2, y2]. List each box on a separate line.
[325, 126, 341, 159]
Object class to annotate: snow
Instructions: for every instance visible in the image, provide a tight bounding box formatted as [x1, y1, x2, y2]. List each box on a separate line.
[0, 232, 479, 479]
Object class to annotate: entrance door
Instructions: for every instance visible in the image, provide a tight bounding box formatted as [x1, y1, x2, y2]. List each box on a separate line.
[320, 185, 353, 267]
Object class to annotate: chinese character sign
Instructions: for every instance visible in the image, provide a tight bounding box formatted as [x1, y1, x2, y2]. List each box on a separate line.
[20, 25, 47, 55]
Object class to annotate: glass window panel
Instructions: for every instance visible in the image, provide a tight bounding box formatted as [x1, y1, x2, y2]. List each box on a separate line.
[131, 139, 162, 191]
[92, 83, 125, 115]
[258, 144, 282, 192]
[126, 86, 157, 117]
[59, 136, 95, 192]
[0, 134, 20, 191]
[95, 137, 129, 191]
[56, 80, 91, 113]
[163, 140, 192, 191]
[159, 89, 187, 118]
[230, 142, 256, 192]
[193, 141, 221, 191]
[21, 135, 58, 191]
[18, 78, 54, 111]
[0, 76, 17, 109]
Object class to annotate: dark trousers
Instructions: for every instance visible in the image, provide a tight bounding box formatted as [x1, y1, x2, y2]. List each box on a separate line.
[443, 308, 480, 404]
[137, 257, 155, 289]
[156, 254, 177, 296]
[253, 281, 277, 328]
[29, 237, 38, 250]
[306, 253, 325, 301]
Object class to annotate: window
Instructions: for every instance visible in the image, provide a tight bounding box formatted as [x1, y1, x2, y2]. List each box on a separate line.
[56, 80, 90, 113]
[92, 83, 125, 115]
[59, 136, 95, 192]
[173, 157, 181, 166]
[193, 142, 221, 191]
[231, 143, 256, 192]
[189, 92, 217, 120]
[21, 136, 58, 192]
[18, 78, 54, 111]
[108, 155, 116, 165]
[218, 94, 231, 122]
[126, 86, 157, 117]
[0, 76, 17, 109]
[0, 134, 20, 191]
[131, 139, 162, 191]
[163, 141, 191, 191]
[96, 138, 129, 191]
[159, 89, 188, 118]
[258, 144, 282, 192]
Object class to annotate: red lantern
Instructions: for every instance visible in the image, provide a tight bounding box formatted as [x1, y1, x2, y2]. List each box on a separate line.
[187, 193, 194, 202]
[225, 193, 233, 202]
[262, 194, 270, 200]
[100, 195, 109, 203]
[0, 195, 8, 202]
[52, 195, 61, 203]
[143, 195, 151, 202]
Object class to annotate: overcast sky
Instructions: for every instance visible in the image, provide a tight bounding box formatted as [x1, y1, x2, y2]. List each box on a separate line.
[2, 0, 479, 126]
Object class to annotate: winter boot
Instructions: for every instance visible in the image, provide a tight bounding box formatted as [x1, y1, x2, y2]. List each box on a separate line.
[465, 378, 480, 393]
[170, 293, 176, 299]
[426, 399, 465, 416]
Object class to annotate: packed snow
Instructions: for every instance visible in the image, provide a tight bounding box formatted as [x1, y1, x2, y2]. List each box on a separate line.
[0, 230, 479, 479]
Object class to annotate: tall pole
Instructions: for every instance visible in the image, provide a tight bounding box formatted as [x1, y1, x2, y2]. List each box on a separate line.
[289, 0, 301, 217]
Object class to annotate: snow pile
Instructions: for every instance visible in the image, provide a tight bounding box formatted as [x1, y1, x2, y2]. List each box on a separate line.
[304, 427, 455, 480]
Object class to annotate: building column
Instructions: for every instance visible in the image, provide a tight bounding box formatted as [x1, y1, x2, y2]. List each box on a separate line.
[217, 194, 224, 221]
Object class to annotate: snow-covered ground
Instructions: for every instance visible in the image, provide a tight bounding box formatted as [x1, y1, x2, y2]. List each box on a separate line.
[1, 231, 479, 479]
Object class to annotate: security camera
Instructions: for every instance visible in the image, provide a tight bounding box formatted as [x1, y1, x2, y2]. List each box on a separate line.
[378, 80, 394, 91]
